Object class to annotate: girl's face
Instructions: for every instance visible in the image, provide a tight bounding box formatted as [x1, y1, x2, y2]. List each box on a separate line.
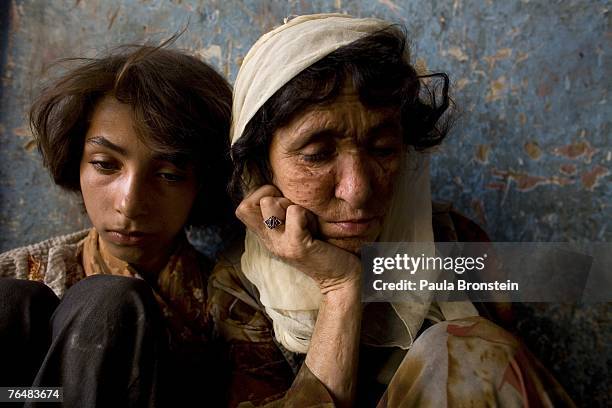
[80, 96, 198, 274]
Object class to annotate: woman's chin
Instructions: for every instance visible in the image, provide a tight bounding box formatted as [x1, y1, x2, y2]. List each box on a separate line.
[325, 237, 369, 255]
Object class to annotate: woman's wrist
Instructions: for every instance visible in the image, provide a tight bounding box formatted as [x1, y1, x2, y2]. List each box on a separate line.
[319, 275, 362, 307]
[307, 270, 362, 407]
[317, 265, 362, 297]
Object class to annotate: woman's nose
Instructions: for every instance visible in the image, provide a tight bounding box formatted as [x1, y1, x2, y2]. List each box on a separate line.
[335, 153, 373, 209]
[115, 173, 149, 219]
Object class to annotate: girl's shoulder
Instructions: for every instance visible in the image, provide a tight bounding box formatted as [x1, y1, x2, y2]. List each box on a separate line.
[0, 229, 90, 296]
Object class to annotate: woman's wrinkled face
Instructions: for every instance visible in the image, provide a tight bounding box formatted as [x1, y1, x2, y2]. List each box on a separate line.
[269, 83, 404, 254]
[80, 96, 198, 273]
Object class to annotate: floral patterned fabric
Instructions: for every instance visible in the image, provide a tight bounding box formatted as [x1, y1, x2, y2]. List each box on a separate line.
[81, 229, 213, 349]
[208, 204, 575, 407]
[0, 228, 214, 352]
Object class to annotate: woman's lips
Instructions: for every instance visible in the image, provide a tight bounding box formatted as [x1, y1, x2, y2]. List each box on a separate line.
[105, 230, 151, 246]
[324, 217, 380, 237]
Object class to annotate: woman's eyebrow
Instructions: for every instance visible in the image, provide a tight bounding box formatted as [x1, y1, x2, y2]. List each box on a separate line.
[86, 136, 127, 155]
[287, 128, 337, 150]
[366, 118, 401, 137]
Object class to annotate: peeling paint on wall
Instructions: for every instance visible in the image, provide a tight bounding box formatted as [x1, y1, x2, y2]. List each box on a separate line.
[580, 165, 609, 191]
[524, 141, 542, 160]
[559, 163, 578, 176]
[552, 140, 598, 163]
[491, 168, 575, 192]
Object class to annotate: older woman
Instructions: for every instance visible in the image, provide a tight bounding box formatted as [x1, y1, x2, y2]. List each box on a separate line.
[210, 13, 573, 407]
[0, 43, 233, 406]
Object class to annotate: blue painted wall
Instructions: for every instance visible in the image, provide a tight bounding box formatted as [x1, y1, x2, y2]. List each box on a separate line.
[1, 0, 610, 405]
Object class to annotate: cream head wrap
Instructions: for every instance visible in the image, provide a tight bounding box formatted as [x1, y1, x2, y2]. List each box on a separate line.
[231, 13, 477, 353]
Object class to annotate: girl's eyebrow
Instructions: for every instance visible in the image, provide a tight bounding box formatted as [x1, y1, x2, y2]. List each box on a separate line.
[152, 152, 191, 169]
[86, 136, 127, 155]
[85, 136, 191, 168]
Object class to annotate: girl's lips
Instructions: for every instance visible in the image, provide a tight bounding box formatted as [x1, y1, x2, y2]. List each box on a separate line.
[106, 230, 151, 246]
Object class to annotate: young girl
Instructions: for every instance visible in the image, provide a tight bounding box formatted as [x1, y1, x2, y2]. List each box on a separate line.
[0, 43, 233, 406]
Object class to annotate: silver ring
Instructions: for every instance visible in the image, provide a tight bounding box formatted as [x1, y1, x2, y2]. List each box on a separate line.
[264, 216, 283, 230]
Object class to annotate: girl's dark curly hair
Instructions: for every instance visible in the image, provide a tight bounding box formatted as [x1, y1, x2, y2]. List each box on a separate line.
[30, 41, 234, 227]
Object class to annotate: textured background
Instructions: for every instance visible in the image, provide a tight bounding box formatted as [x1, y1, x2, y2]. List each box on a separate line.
[1, 0, 610, 405]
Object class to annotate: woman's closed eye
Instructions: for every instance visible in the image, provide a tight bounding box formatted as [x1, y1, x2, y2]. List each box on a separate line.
[369, 137, 402, 158]
[301, 151, 335, 163]
[371, 146, 399, 157]
[299, 144, 336, 163]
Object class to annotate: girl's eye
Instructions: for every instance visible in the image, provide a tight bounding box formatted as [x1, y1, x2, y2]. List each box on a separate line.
[158, 172, 185, 182]
[89, 160, 118, 172]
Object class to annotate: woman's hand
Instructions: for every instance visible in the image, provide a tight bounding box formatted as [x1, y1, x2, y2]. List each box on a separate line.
[237, 184, 362, 406]
[235, 184, 361, 293]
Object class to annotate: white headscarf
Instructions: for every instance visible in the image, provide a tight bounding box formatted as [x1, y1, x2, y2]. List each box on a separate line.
[231, 13, 477, 353]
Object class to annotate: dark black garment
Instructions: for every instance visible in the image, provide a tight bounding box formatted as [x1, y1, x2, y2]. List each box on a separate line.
[0, 278, 59, 389]
[0, 276, 225, 408]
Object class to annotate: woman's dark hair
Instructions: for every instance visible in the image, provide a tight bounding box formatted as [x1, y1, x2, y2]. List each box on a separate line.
[230, 26, 452, 201]
[30, 41, 233, 227]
